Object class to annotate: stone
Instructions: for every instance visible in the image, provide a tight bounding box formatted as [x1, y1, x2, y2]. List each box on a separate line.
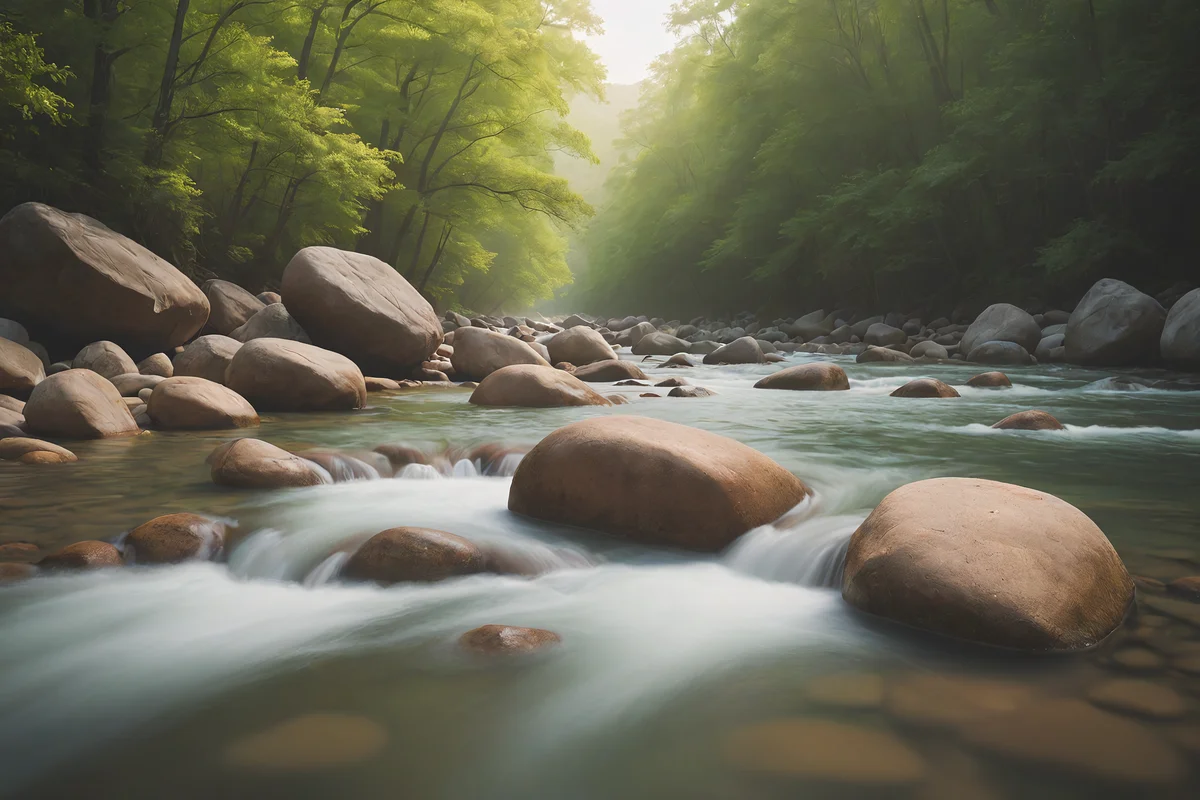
[572, 360, 648, 382]
[109, 373, 165, 396]
[39, 540, 123, 569]
[703, 336, 765, 365]
[1166, 576, 1200, 599]
[910, 340, 948, 359]
[225, 338, 366, 411]
[230, 303, 310, 343]
[124, 512, 227, 564]
[0, 337, 44, 397]
[1160, 287, 1200, 369]
[0, 407, 25, 430]
[1066, 279, 1166, 366]
[364, 376, 401, 392]
[1036, 333, 1065, 361]
[965, 371, 1011, 388]
[631, 332, 691, 356]
[803, 673, 885, 710]
[553, 362, 576, 373]
[72, 340, 138, 379]
[1110, 647, 1164, 671]
[660, 353, 697, 368]
[458, 624, 562, 655]
[137, 353, 173, 378]
[23, 369, 139, 439]
[842, 478, 1134, 650]
[281, 246, 442, 376]
[626, 321, 657, 347]
[890, 378, 960, 398]
[209, 438, 331, 489]
[667, 385, 716, 398]
[509, 416, 808, 552]
[147, 376, 258, 430]
[342, 527, 488, 584]
[0, 395, 24, 413]
[173, 334, 241, 385]
[960, 303, 1042, 355]
[0, 437, 77, 464]
[856, 345, 914, 364]
[449, 326, 550, 381]
[0, 563, 37, 582]
[469, 365, 611, 408]
[0, 318, 29, 345]
[865, 323, 907, 347]
[605, 394, 630, 404]
[0, 203, 209, 355]
[688, 341, 721, 356]
[547, 327, 617, 366]
[991, 410, 1064, 431]
[655, 377, 688, 387]
[1086, 679, 1185, 720]
[201, 279, 264, 336]
[223, 713, 387, 771]
[257, 291, 282, 305]
[966, 341, 1034, 365]
[753, 362, 849, 391]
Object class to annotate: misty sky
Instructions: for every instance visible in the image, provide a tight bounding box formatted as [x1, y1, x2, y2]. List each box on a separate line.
[584, 0, 680, 85]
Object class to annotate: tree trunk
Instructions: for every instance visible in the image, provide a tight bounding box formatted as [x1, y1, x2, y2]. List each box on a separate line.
[418, 221, 452, 292]
[146, 0, 191, 166]
[406, 210, 431, 280]
[297, 1, 332, 81]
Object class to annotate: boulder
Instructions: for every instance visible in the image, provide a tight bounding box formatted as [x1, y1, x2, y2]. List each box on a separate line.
[992, 410, 1065, 431]
[627, 321, 657, 347]
[110, 373, 164, 396]
[0, 437, 77, 464]
[965, 371, 1011, 388]
[0, 318, 30, 345]
[201, 279, 265, 336]
[39, 540, 123, 569]
[632, 332, 691, 356]
[0, 395, 24, 414]
[961, 304, 1042, 355]
[72, 340, 137, 380]
[459, 624, 562, 655]
[0, 337, 45, 397]
[547, 327, 617, 366]
[909, 341, 948, 359]
[257, 291, 282, 305]
[966, 341, 1034, 365]
[890, 378, 959, 398]
[281, 246, 442, 376]
[147, 376, 259, 430]
[1035, 334, 1065, 361]
[703, 336, 765, 365]
[23, 369, 139, 439]
[1159, 287, 1200, 369]
[668, 385, 716, 398]
[660, 353, 697, 368]
[0, 202, 209, 354]
[137, 353, 173, 378]
[865, 323, 907, 347]
[856, 346, 913, 364]
[230, 303, 310, 343]
[469, 365, 611, 408]
[561, 314, 593, 329]
[689, 341, 721, 356]
[364, 376, 401, 392]
[754, 363, 849, 391]
[342, 527, 488, 584]
[225, 338, 366, 411]
[572, 360, 648, 382]
[508, 416, 809, 551]
[449, 327, 550, 381]
[843, 478, 1133, 650]
[1066, 279, 1166, 366]
[124, 512, 227, 564]
[173, 335, 241, 384]
[208, 438, 331, 488]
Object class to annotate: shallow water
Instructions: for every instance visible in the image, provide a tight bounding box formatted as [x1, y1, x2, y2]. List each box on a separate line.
[2, 353, 1200, 799]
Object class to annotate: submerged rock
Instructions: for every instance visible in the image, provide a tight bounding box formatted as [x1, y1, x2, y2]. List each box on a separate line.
[225, 338, 366, 411]
[572, 360, 647, 382]
[966, 371, 1011, 388]
[469, 364, 611, 408]
[0, 437, 77, 464]
[23, 369, 139, 439]
[208, 438, 331, 489]
[753, 362, 849, 391]
[342, 527, 488, 584]
[890, 378, 959, 398]
[458, 624, 562, 655]
[124, 512, 227, 564]
[39, 540, 123, 569]
[992, 409, 1065, 430]
[223, 713, 387, 772]
[667, 385, 716, 398]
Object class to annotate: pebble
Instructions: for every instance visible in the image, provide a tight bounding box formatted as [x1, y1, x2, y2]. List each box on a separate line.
[1085, 678, 1186, 719]
[223, 713, 388, 771]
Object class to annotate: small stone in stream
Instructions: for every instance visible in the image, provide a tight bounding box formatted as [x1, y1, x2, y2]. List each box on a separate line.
[723, 718, 925, 785]
[1173, 654, 1200, 675]
[372, 444, 428, 470]
[1166, 576, 1200, 600]
[0, 437, 77, 464]
[364, 376, 400, 391]
[890, 378, 959, 398]
[754, 362, 849, 391]
[1109, 647, 1165, 672]
[668, 385, 716, 398]
[639, 392, 660, 398]
[572, 359, 648, 382]
[614, 379, 648, 387]
[660, 353, 696, 368]
[458, 624, 562, 655]
[343, 527, 487, 584]
[223, 713, 388, 771]
[966, 371, 1011, 388]
[208, 438, 331, 489]
[1086, 679, 1186, 719]
[991, 410, 1065, 431]
[655, 377, 688, 387]
[136, 353, 173, 378]
[803, 673, 885, 710]
[124, 512, 228, 564]
[605, 394, 630, 405]
[0, 562, 37, 581]
[856, 345, 914, 363]
[39, 540, 123, 569]
[553, 361, 576, 373]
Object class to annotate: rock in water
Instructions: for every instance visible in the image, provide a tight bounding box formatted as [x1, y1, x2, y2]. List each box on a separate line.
[223, 713, 387, 771]
[147, 376, 259, 430]
[23, 369, 139, 439]
[961, 303, 1042, 355]
[449, 327, 550, 380]
[1066, 279, 1166, 366]
[754, 362, 849, 391]
[571, 360, 648, 382]
[842, 478, 1134, 650]
[124, 512, 227, 564]
[173, 335, 242, 384]
[0, 437, 77, 464]
[0, 203, 209, 354]
[909, 340, 948, 359]
[631, 332, 691, 356]
[992, 410, 1065, 430]
[508, 416, 808, 551]
[890, 378, 959, 398]
[966, 371, 1011, 388]
[208, 438, 331, 488]
[225, 338, 366, 411]
[856, 346, 914, 364]
[966, 341, 1034, 365]
[469, 365, 611, 408]
[703, 336, 765, 365]
[459, 624, 562, 655]
[39, 540, 123, 569]
[0, 337, 45, 397]
[230, 303, 310, 343]
[201, 279, 265, 336]
[342, 527, 488, 584]
[547, 327, 617, 366]
[281, 246, 442, 376]
[1160, 287, 1200, 369]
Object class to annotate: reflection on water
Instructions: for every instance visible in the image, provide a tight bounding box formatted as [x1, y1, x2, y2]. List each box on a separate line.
[1, 353, 1199, 799]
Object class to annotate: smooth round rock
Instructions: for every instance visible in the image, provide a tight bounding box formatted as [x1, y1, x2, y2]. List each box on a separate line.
[209, 438, 331, 489]
[225, 338, 366, 411]
[803, 673, 885, 710]
[173, 335, 241, 384]
[703, 336, 765, 365]
[571, 360, 647, 382]
[136, 353, 173, 378]
[72, 341, 137, 380]
[201, 279, 265, 336]
[1066, 279, 1166, 366]
[966, 371, 1011, 388]
[631, 332, 691, 356]
[857, 345, 913, 363]
[886, 674, 1033, 729]
[342, 527, 488, 584]
[754, 362, 849, 391]
[961, 304, 1042, 354]
[458, 624, 562, 655]
[110, 372, 165, 397]
[992, 410, 1064, 431]
[910, 340, 948, 359]
[547, 326, 617, 366]
[890, 378, 959, 398]
[23, 369, 139, 439]
[0, 562, 38, 582]
[39, 540, 123, 569]
[449, 327, 549, 381]
[124, 513, 228, 564]
[223, 713, 387, 772]
[230, 303, 310, 344]
[147, 377, 258, 430]
[0, 437, 77, 464]
[469, 364, 611, 408]
[0, 337, 45, 397]
[668, 385, 716, 398]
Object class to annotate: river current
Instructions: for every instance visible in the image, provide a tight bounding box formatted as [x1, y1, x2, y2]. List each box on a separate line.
[1, 353, 1199, 798]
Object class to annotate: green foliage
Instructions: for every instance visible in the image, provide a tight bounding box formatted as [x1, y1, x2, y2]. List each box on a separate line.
[0, 23, 71, 124]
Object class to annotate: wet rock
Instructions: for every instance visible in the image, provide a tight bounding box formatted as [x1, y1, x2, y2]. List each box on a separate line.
[1166, 576, 1200, 599]
[1066, 279, 1166, 366]
[910, 340, 948, 359]
[109, 372, 164, 397]
[966, 341, 1034, 365]
[668, 385, 716, 398]
[223, 713, 387, 771]
[372, 444, 428, 471]
[632, 332, 691, 356]
[458, 624, 562, 655]
[553, 361, 576, 374]
[469, 365, 611, 408]
[965, 371, 1011, 388]
[147, 376, 259, 430]
[225, 338, 366, 411]
[754, 362, 849, 391]
[1160, 287, 1200, 369]
[572, 360, 647, 382]
[281, 246, 442, 376]
[449, 327, 550, 381]
[843, 477, 1134, 650]
[547, 326, 616, 366]
[201, 279, 264, 336]
[1035, 333, 1065, 361]
[23, 369, 139, 439]
[364, 376, 400, 391]
[0, 202, 209, 354]
[613, 379, 648, 387]
[343, 527, 487, 584]
[857, 345, 914, 364]
[688, 340, 721, 356]
[605, 394, 631, 404]
[802, 673, 885, 710]
[0, 562, 38, 582]
[125, 512, 227, 564]
[72, 340, 138, 380]
[299, 450, 386, 481]
[961, 303, 1042, 355]
[890, 378, 959, 398]
[0, 337, 45, 397]
[991, 410, 1064, 431]
[865, 323, 907, 347]
[230, 303, 310, 344]
[703, 336, 765, 365]
[136, 353, 173, 378]
[509, 416, 808, 551]
[660, 353, 697, 368]
[39, 540, 123, 569]
[0, 437, 77, 464]
[639, 392, 660, 398]
[173, 335, 241, 385]
[209, 438, 331, 488]
[1086, 679, 1185, 719]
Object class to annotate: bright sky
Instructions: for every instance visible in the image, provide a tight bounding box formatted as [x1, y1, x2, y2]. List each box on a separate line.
[583, 0, 680, 85]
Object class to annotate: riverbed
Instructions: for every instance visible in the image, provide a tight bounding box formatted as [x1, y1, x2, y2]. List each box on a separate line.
[2, 353, 1199, 798]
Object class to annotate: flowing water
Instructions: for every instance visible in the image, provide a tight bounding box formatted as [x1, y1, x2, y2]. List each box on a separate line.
[2, 354, 1200, 799]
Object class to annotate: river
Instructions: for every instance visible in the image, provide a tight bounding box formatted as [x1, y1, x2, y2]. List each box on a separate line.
[1, 353, 1199, 798]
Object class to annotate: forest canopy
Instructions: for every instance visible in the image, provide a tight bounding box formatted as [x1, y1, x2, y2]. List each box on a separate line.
[577, 0, 1200, 317]
[0, 0, 603, 313]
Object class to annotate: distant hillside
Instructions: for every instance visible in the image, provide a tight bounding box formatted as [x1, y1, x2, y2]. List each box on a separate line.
[555, 83, 642, 205]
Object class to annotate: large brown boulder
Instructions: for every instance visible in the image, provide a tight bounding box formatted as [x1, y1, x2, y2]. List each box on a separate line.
[229, 303, 310, 343]
[631, 332, 692, 356]
[173, 335, 241, 384]
[124, 512, 227, 564]
[281, 246, 442, 376]
[208, 438, 331, 488]
[960, 303, 1042, 355]
[449, 327, 549, 380]
[842, 478, 1134, 650]
[342, 527, 488, 584]
[1066, 279, 1166, 366]
[890, 378, 959, 398]
[547, 326, 617, 366]
[0, 203, 209, 354]
[23, 369, 139, 439]
[992, 410, 1065, 431]
[137, 353, 173, 378]
[147, 376, 259, 430]
[572, 360, 648, 382]
[469, 365, 611, 408]
[201, 279, 265, 336]
[72, 340, 138, 379]
[0, 436, 77, 464]
[509, 416, 808, 551]
[703, 336, 765, 365]
[225, 338, 366, 411]
[754, 363, 849, 391]
[966, 371, 1011, 388]
[856, 346, 913, 364]
[0, 337, 44, 397]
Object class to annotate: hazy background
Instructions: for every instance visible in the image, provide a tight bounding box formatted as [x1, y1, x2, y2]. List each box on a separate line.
[583, 0, 678, 85]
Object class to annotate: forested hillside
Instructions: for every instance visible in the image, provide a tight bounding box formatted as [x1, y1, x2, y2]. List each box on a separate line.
[577, 0, 1200, 317]
[0, 1, 603, 311]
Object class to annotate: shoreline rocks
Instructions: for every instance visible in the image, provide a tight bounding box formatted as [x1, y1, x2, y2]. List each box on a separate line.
[225, 338, 366, 411]
[23, 369, 140, 439]
[469, 365, 611, 408]
[147, 376, 259, 430]
[754, 362, 849, 391]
